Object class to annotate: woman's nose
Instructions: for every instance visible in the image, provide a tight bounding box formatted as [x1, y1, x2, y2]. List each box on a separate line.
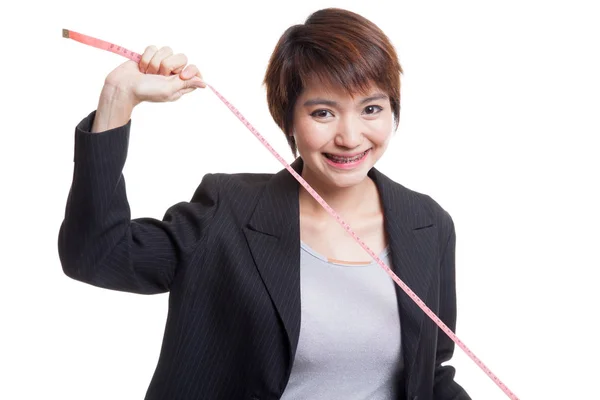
[334, 117, 363, 149]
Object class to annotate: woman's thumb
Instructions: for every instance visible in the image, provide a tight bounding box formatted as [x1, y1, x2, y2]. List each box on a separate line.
[182, 76, 207, 89]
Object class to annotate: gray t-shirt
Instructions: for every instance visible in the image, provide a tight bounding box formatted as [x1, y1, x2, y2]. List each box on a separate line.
[280, 242, 403, 399]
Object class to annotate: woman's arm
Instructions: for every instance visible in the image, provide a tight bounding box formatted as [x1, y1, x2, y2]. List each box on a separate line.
[58, 45, 209, 294]
[57, 110, 219, 294]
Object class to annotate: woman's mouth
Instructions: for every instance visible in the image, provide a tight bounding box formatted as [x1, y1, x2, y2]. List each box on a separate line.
[322, 149, 371, 169]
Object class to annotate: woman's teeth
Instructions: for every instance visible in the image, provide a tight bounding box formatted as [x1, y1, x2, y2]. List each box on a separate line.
[324, 150, 368, 163]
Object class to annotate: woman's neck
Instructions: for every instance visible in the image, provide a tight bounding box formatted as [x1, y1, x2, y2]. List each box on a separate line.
[298, 170, 379, 219]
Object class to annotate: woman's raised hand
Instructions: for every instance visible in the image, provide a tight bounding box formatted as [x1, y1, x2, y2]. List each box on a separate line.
[104, 45, 206, 106]
[91, 45, 206, 132]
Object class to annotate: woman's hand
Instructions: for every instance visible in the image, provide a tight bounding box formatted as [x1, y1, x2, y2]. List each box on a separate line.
[104, 45, 206, 107]
[91, 45, 206, 132]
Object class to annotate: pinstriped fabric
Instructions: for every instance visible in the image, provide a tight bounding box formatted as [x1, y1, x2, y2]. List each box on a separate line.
[58, 110, 471, 400]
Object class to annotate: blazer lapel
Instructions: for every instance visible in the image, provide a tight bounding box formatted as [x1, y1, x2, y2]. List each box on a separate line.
[242, 158, 303, 365]
[369, 168, 438, 388]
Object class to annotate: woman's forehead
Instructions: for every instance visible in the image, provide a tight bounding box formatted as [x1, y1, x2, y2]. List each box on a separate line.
[301, 78, 385, 100]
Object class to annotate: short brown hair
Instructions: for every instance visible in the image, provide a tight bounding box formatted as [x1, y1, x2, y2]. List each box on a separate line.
[263, 8, 403, 157]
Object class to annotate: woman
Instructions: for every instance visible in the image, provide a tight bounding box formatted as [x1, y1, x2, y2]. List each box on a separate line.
[58, 7, 471, 400]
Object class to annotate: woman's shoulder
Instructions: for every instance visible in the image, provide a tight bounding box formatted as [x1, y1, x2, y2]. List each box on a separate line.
[192, 171, 276, 197]
[374, 170, 452, 216]
[402, 182, 451, 220]
[188, 171, 281, 208]
[211, 171, 276, 190]
[375, 171, 455, 235]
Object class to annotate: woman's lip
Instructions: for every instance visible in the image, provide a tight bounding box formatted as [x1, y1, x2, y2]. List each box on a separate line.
[323, 149, 371, 157]
[322, 149, 371, 170]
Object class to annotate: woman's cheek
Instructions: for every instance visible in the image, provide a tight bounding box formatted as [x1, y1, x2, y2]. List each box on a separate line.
[297, 123, 334, 150]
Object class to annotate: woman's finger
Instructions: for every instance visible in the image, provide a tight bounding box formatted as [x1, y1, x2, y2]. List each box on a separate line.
[170, 75, 206, 93]
[164, 76, 205, 102]
[158, 53, 188, 76]
[147, 46, 173, 74]
[139, 45, 158, 73]
[180, 64, 203, 80]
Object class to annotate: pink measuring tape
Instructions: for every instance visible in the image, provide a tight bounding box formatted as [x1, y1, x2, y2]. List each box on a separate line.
[62, 28, 519, 399]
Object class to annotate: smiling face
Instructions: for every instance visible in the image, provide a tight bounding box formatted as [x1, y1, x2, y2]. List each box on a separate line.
[292, 80, 394, 189]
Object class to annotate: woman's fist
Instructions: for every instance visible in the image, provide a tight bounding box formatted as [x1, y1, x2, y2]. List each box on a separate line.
[103, 45, 206, 107]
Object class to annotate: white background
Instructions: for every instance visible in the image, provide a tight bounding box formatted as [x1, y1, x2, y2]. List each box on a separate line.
[1, 0, 599, 399]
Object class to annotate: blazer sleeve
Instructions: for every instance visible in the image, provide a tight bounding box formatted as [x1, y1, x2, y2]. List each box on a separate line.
[57, 110, 219, 294]
[433, 213, 472, 399]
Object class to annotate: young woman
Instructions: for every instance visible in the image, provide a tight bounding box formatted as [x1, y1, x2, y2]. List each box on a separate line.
[59, 7, 471, 400]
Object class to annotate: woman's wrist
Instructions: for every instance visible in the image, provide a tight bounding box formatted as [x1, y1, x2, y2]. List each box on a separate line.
[91, 83, 137, 133]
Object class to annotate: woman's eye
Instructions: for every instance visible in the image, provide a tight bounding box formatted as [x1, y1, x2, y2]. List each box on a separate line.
[311, 110, 332, 118]
[364, 105, 383, 115]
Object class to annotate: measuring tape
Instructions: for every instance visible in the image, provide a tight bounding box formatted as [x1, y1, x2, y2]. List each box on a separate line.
[62, 28, 519, 399]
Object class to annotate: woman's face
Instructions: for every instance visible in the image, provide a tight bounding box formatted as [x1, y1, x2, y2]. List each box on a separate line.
[292, 80, 394, 189]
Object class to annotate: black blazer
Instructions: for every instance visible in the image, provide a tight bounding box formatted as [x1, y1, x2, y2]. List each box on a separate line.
[58, 111, 471, 400]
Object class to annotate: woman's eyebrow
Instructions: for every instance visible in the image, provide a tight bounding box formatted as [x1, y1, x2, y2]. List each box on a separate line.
[303, 93, 388, 107]
[359, 93, 388, 104]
